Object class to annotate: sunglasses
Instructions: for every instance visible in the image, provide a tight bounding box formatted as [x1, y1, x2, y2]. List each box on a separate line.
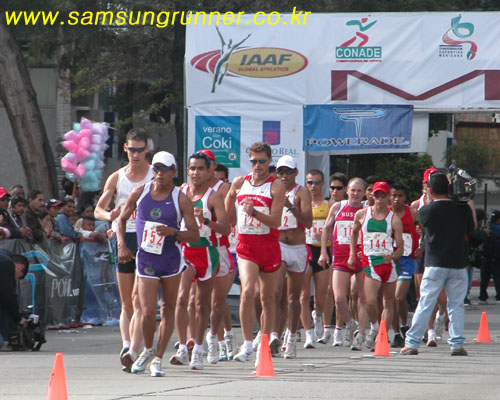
[373, 192, 388, 198]
[189, 152, 211, 163]
[330, 185, 345, 191]
[153, 164, 174, 173]
[249, 158, 268, 165]
[0, 197, 9, 201]
[306, 180, 322, 185]
[126, 146, 146, 153]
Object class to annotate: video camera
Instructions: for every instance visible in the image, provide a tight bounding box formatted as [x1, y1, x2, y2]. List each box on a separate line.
[8, 306, 46, 351]
[447, 164, 476, 202]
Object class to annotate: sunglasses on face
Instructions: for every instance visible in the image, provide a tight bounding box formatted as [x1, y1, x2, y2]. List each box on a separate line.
[306, 180, 322, 185]
[153, 164, 174, 173]
[374, 192, 387, 198]
[126, 146, 146, 153]
[330, 185, 345, 191]
[0, 197, 9, 201]
[276, 168, 296, 175]
[249, 158, 268, 165]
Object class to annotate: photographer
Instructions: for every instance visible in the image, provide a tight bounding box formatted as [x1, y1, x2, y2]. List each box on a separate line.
[0, 249, 29, 348]
[401, 172, 474, 356]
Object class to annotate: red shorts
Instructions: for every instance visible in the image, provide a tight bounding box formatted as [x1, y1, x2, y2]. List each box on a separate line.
[236, 240, 281, 273]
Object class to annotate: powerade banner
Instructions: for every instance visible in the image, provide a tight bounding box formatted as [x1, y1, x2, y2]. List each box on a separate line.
[303, 105, 413, 152]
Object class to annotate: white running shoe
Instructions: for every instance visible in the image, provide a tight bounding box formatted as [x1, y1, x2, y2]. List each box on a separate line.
[224, 334, 234, 360]
[150, 357, 164, 377]
[333, 329, 343, 347]
[434, 314, 446, 340]
[219, 341, 228, 361]
[365, 329, 378, 350]
[190, 351, 204, 370]
[284, 336, 297, 359]
[281, 329, 289, 351]
[312, 310, 324, 338]
[304, 333, 316, 349]
[169, 348, 189, 365]
[252, 331, 262, 352]
[351, 331, 365, 351]
[234, 347, 255, 362]
[344, 320, 357, 347]
[427, 329, 438, 347]
[206, 332, 219, 365]
[269, 335, 281, 356]
[317, 329, 331, 344]
[131, 348, 155, 374]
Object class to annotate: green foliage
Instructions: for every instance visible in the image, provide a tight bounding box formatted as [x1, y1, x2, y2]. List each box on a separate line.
[445, 136, 490, 178]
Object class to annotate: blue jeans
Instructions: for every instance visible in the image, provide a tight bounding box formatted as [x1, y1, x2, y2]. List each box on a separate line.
[405, 267, 468, 350]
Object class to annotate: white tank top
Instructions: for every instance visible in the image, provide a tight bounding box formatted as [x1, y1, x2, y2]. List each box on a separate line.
[112, 165, 154, 233]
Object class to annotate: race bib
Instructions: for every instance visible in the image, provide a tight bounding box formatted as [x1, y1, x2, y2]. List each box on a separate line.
[279, 208, 298, 230]
[195, 209, 212, 238]
[363, 232, 393, 256]
[228, 226, 238, 247]
[336, 220, 353, 245]
[402, 233, 413, 257]
[306, 219, 325, 245]
[126, 209, 137, 232]
[237, 206, 270, 235]
[141, 221, 165, 255]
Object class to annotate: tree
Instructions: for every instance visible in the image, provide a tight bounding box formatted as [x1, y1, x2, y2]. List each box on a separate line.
[445, 136, 492, 179]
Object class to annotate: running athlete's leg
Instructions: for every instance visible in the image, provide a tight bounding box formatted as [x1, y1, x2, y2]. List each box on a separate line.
[353, 271, 368, 334]
[238, 258, 260, 341]
[364, 277, 382, 324]
[210, 276, 227, 336]
[187, 284, 197, 341]
[395, 280, 411, 328]
[287, 270, 306, 334]
[175, 267, 195, 345]
[137, 277, 160, 349]
[259, 267, 281, 335]
[381, 281, 397, 327]
[117, 271, 135, 345]
[332, 270, 352, 324]
[300, 266, 313, 331]
[272, 262, 287, 336]
[322, 268, 335, 330]
[129, 281, 143, 354]
[194, 276, 215, 346]
[350, 276, 359, 321]
[156, 274, 182, 358]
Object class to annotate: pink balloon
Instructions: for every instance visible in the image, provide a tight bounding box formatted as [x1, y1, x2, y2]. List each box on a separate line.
[63, 152, 77, 163]
[76, 147, 90, 161]
[79, 128, 92, 138]
[64, 130, 78, 142]
[81, 118, 92, 129]
[79, 137, 90, 149]
[75, 164, 86, 180]
[63, 140, 78, 153]
[61, 158, 76, 173]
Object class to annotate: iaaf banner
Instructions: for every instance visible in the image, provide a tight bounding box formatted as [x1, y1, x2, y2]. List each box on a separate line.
[186, 12, 500, 109]
[303, 105, 413, 152]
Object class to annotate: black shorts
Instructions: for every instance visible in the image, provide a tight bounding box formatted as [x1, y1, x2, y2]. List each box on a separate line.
[307, 245, 330, 273]
[117, 232, 137, 274]
[415, 256, 425, 274]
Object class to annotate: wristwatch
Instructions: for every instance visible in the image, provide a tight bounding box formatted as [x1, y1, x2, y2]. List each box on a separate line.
[252, 209, 257, 217]
[173, 229, 179, 238]
[289, 205, 296, 211]
[203, 217, 210, 225]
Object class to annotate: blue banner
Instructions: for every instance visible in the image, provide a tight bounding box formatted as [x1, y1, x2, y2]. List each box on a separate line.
[303, 104, 413, 152]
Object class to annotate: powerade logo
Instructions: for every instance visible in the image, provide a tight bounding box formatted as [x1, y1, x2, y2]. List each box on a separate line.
[439, 15, 477, 60]
[262, 121, 280, 145]
[195, 116, 241, 168]
[333, 108, 386, 137]
[336, 18, 381, 63]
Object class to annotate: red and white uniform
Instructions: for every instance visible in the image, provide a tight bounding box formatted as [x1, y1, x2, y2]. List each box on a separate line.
[236, 175, 280, 272]
[392, 204, 418, 258]
[332, 200, 364, 273]
[212, 180, 235, 277]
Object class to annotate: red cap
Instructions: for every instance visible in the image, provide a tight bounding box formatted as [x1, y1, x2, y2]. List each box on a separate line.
[372, 181, 390, 195]
[197, 149, 216, 162]
[0, 187, 10, 198]
[423, 167, 438, 183]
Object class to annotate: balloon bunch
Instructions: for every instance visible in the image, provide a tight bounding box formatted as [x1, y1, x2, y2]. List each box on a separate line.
[60, 117, 109, 191]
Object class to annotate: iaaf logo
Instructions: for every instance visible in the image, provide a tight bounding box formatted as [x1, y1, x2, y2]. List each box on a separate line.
[333, 108, 386, 136]
[191, 27, 308, 93]
[335, 17, 381, 63]
[439, 15, 477, 60]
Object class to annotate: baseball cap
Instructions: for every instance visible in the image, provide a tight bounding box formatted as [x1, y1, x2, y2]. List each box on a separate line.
[0, 187, 10, 199]
[197, 149, 216, 162]
[372, 181, 390, 195]
[423, 167, 438, 183]
[152, 151, 176, 168]
[276, 155, 297, 170]
[46, 199, 62, 208]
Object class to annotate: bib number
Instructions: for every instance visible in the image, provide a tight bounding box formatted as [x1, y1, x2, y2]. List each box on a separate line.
[306, 219, 325, 245]
[237, 206, 270, 235]
[279, 208, 298, 230]
[402, 233, 413, 257]
[126, 209, 137, 231]
[141, 221, 165, 255]
[363, 232, 393, 256]
[196, 209, 212, 238]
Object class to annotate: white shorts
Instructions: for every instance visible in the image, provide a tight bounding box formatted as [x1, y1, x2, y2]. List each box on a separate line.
[279, 242, 308, 274]
[216, 246, 231, 278]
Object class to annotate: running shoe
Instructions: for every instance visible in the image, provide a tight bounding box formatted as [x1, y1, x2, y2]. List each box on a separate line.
[304, 332, 316, 349]
[344, 320, 356, 347]
[400, 325, 410, 338]
[333, 329, 343, 347]
[120, 346, 129, 359]
[427, 329, 437, 347]
[351, 331, 365, 351]
[365, 328, 378, 350]
[234, 347, 255, 362]
[311, 310, 323, 338]
[121, 350, 137, 373]
[219, 341, 228, 361]
[131, 348, 155, 374]
[252, 331, 262, 352]
[186, 338, 195, 359]
[206, 332, 219, 365]
[169, 348, 189, 365]
[434, 313, 446, 340]
[281, 329, 289, 351]
[317, 329, 331, 344]
[391, 333, 405, 348]
[150, 356, 164, 377]
[224, 334, 234, 360]
[284, 335, 297, 359]
[190, 350, 204, 370]
[270, 335, 281, 356]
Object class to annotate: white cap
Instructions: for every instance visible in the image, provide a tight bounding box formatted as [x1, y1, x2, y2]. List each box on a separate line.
[276, 155, 297, 170]
[152, 151, 176, 168]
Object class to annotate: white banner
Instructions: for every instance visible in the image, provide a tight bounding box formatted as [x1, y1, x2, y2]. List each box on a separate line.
[186, 12, 500, 109]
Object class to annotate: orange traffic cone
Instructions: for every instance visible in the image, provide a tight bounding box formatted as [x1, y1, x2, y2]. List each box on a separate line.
[255, 333, 275, 377]
[46, 353, 68, 400]
[373, 320, 391, 357]
[475, 311, 491, 343]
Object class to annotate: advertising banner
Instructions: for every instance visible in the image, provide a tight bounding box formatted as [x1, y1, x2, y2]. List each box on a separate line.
[303, 104, 414, 152]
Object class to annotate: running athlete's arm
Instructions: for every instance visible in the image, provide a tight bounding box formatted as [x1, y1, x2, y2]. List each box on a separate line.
[177, 192, 200, 243]
[318, 201, 340, 267]
[95, 171, 121, 222]
[387, 214, 404, 263]
[207, 191, 231, 236]
[292, 187, 313, 229]
[245, 178, 286, 229]
[224, 176, 244, 220]
[348, 208, 365, 270]
[116, 184, 143, 264]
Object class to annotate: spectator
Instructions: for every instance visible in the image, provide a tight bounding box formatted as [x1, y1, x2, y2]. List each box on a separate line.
[74, 203, 95, 233]
[7, 196, 32, 239]
[55, 197, 78, 241]
[79, 216, 107, 243]
[44, 199, 62, 241]
[9, 185, 25, 199]
[25, 189, 45, 243]
[214, 163, 229, 182]
[0, 187, 29, 239]
[0, 250, 29, 348]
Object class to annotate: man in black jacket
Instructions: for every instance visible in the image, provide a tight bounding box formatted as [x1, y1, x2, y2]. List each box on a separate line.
[0, 249, 29, 348]
[401, 172, 474, 356]
[0, 188, 31, 239]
